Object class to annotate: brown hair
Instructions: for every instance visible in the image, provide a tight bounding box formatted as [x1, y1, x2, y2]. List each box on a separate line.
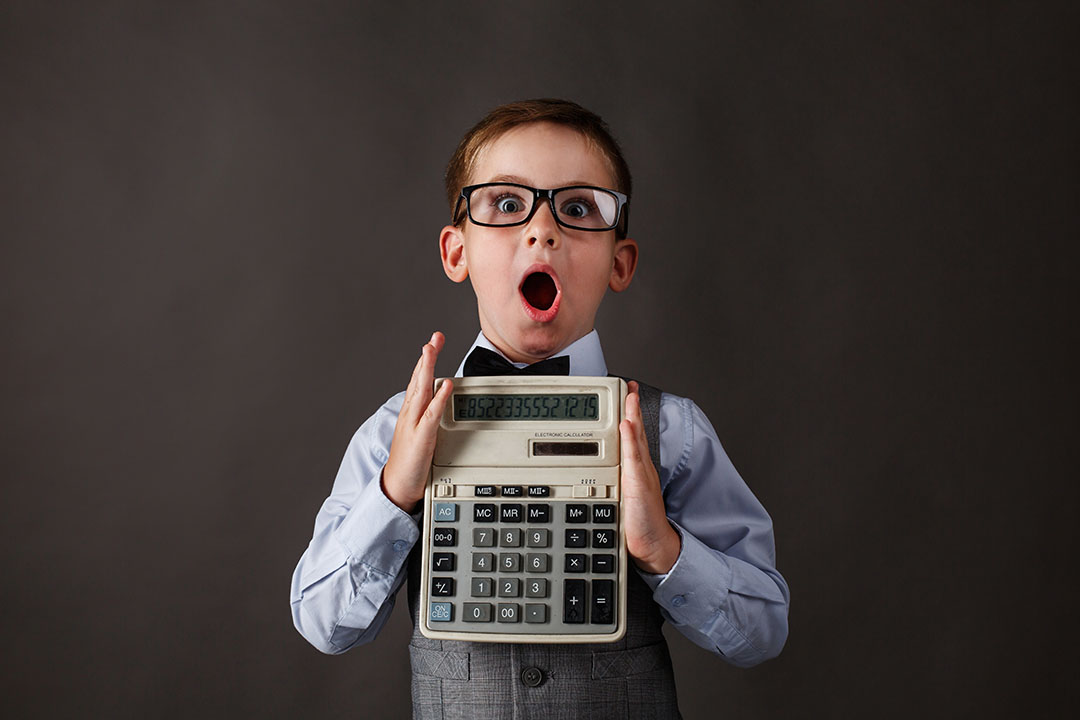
[444, 98, 632, 238]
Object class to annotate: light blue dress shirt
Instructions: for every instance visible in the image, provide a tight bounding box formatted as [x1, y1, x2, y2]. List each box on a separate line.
[291, 330, 789, 667]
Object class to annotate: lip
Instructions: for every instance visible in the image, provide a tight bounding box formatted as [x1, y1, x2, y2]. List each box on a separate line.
[518, 263, 562, 323]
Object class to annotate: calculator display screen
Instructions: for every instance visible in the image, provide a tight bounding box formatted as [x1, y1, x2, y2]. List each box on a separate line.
[453, 393, 599, 421]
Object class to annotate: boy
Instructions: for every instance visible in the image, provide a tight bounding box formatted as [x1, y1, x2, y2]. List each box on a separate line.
[291, 99, 789, 719]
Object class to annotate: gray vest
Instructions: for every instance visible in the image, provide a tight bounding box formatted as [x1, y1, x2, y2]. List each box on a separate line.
[406, 381, 682, 719]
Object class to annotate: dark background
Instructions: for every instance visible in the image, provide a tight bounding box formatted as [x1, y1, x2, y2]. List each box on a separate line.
[3, 1, 1077, 717]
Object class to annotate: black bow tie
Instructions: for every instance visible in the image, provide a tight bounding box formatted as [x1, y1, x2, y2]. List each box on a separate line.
[463, 347, 570, 377]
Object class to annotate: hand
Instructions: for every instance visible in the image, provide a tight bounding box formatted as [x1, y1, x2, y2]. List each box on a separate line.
[620, 381, 681, 574]
[381, 332, 453, 512]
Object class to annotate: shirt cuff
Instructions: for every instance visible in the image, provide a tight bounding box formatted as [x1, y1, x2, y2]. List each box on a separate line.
[334, 469, 420, 576]
[640, 520, 734, 629]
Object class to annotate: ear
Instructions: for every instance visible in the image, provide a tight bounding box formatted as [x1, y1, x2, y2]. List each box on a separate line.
[440, 225, 469, 283]
[608, 237, 638, 292]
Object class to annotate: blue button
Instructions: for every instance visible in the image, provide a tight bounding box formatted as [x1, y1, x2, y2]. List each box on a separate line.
[429, 602, 453, 622]
[434, 503, 458, 522]
[393, 540, 408, 552]
[672, 595, 686, 608]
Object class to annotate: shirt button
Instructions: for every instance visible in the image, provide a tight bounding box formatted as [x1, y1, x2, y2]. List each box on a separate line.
[521, 667, 544, 688]
[393, 540, 408, 552]
[672, 595, 687, 608]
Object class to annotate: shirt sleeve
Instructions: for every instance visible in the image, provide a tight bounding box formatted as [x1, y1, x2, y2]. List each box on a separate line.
[289, 392, 419, 654]
[638, 394, 790, 668]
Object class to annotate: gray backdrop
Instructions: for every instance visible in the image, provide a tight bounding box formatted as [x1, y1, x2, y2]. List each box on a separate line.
[3, 2, 1076, 718]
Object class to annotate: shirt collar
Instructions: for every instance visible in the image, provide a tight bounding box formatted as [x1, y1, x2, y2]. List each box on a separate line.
[454, 330, 608, 377]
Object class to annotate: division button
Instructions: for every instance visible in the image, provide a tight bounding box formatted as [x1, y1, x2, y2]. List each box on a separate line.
[563, 579, 586, 623]
[591, 580, 614, 624]
[501, 485, 523, 497]
[527, 486, 550, 497]
[474, 503, 496, 522]
[434, 503, 457, 522]
[475, 485, 497, 497]
[565, 554, 587, 573]
[463, 602, 493, 623]
[500, 504, 523, 522]
[524, 605, 549, 625]
[432, 552, 456, 572]
[592, 504, 616, 523]
[564, 529, 588, 548]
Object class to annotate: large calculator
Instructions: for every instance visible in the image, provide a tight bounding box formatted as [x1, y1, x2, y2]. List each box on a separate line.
[419, 376, 628, 643]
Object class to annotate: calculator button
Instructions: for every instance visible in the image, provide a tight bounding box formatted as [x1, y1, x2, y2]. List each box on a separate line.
[498, 578, 521, 597]
[499, 552, 522, 572]
[431, 577, 455, 597]
[525, 553, 550, 573]
[525, 578, 549, 598]
[592, 554, 616, 573]
[592, 485, 608, 498]
[472, 552, 494, 572]
[563, 579, 586, 623]
[526, 504, 550, 523]
[500, 504, 523, 523]
[497, 603, 521, 623]
[565, 554, 587, 572]
[432, 552, 456, 572]
[526, 528, 550, 547]
[473, 528, 495, 547]
[429, 602, 453, 623]
[564, 529, 588, 548]
[501, 486, 523, 497]
[464, 602, 492, 622]
[436, 484, 454, 498]
[591, 579, 614, 624]
[572, 485, 596, 498]
[566, 504, 588, 523]
[527, 486, 550, 497]
[432, 528, 457, 546]
[525, 604, 548, 623]
[474, 504, 496, 522]
[471, 577, 493, 597]
[499, 528, 523, 547]
[434, 503, 457, 522]
[592, 529, 615, 549]
[592, 504, 616, 524]
[474, 485, 497, 497]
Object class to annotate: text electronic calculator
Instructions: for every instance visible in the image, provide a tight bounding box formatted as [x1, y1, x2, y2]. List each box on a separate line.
[419, 376, 628, 643]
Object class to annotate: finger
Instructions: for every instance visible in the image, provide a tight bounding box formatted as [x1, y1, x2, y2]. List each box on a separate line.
[421, 377, 453, 428]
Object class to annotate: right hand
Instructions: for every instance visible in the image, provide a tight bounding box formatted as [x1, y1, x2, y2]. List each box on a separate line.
[381, 332, 453, 512]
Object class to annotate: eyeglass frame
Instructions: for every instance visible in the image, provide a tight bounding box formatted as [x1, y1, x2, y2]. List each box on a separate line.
[453, 182, 630, 234]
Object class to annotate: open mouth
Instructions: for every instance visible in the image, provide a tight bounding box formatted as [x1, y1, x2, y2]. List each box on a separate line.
[521, 271, 558, 311]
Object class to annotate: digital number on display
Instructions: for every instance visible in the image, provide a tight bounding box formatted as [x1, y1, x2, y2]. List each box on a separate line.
[453, 393, 599, 421]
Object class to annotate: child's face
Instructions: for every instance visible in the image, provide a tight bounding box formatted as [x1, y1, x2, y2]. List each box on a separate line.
[440, 122, 638, 364]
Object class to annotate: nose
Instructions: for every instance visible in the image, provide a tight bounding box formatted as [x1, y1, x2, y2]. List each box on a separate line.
[524, 199, 560, 249]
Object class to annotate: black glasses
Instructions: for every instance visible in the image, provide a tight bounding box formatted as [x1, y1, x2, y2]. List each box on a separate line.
[455, 183, 628, 232]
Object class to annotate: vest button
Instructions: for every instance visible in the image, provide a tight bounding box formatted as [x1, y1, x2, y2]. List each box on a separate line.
[521, 667, 544, 688]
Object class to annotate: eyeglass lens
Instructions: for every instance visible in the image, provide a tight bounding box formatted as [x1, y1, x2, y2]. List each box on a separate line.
[468, 185, 619, 229]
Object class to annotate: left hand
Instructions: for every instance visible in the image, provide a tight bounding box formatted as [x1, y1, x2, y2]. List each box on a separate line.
[620, 381, 682, 574]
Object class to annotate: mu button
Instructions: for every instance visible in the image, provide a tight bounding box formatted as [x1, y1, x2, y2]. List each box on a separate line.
[521, 666, 544, 688]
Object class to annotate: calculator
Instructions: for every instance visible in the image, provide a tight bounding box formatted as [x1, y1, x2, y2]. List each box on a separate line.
[418, 375, 628, 643]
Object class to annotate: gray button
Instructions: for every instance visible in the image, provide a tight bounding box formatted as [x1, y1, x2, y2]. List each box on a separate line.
[473, 528, 495, 547]
[525, 553, 550, 573]
[464, 602, 492, 622]
[525, 578, 549, 598]
[472, 552, 494, 572]
[471, 577, 493, 597]
[497, 603, 520, 623]
[525, 604, 548, 624]
[500, 528, 523, 547]
[526, 528, 550, 547]
[521, 666, 544, 687]
[499, 552, 521, 572]
[498, 577, 521, 597]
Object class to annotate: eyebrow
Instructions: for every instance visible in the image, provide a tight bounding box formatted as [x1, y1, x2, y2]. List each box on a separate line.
[487, 174, 600, 187]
